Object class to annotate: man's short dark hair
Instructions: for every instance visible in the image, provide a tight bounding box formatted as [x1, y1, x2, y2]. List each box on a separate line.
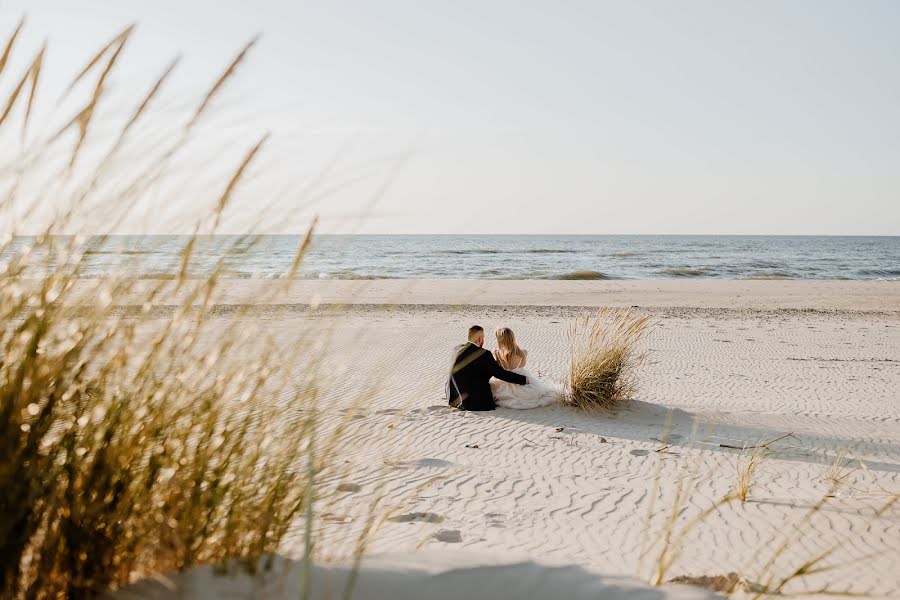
[468, 325, 484, 340]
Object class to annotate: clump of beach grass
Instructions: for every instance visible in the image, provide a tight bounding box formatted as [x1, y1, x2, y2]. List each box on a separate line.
[821, 448, 860, 494]
[734, 441, 772, 502]
[562, 308, 651, 412]
[0, 21, 360, 599]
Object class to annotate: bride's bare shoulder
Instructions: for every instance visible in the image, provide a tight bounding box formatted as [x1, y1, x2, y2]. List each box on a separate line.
[516, 348, 528, 368]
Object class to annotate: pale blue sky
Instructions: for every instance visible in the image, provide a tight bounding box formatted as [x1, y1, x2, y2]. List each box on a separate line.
[2, 1, 899, 234]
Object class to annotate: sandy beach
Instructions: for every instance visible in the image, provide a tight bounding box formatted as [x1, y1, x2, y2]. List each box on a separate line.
[98, 280, 900, 598]
[6, 5, 900, 597]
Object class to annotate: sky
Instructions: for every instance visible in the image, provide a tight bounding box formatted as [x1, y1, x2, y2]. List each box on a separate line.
[1, 0, 899, 235]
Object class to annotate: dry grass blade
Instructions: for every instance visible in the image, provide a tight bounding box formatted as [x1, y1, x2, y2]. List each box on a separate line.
[59, 24, 135, 101]
[562, 307, 651, 412]
[21, 44, 44, 140]
[188, 35, 259, 132]
[734, 441, 772, 502]
[66, 55, 181, 214]
[0, 44, 44, 132]
[106, 55, 180, 159]
[210, 133, 269, 232]
[0, 18, 25, 78]
[49, 24, 134, 168]
[289, 217, 319, 278]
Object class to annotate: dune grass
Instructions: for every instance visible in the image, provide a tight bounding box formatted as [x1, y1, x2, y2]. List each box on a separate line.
[0, 22, 360, 599]
[562, 308, 651, 412]
[733, 441, 772, 502]
[821, 448, 861, 494]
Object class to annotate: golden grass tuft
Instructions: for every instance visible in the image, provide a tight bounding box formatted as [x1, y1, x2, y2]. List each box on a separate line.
[562, 307, 651, 412]
[0, 238, 347, 599]
[0, 22, 358, 600]
[733, 441, 772, 502]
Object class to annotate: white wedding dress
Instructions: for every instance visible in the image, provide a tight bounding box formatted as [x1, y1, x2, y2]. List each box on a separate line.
[491, 352, 560, 409]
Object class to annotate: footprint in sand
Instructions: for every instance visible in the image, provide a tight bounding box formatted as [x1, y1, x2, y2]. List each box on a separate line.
[432, 529, 462, 543]
[338, 409, 367, 420]
[336, 483, 361, 493]
[486, 513, 506, 528]
[630, 449, 650, 457]
[388, 512, 445, 524]
[376, 408, 402, 415]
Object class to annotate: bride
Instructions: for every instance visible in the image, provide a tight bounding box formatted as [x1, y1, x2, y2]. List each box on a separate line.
[490, 327, 560, 409]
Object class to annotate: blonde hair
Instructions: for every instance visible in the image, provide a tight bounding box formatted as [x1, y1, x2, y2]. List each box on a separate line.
[494, 327, 524, 369]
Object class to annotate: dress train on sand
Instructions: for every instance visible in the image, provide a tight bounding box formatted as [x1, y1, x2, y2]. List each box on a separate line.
[491, 368, 559, 409]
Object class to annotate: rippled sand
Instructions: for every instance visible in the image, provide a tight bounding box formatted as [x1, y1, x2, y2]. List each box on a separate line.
[103, 280, 900, 598]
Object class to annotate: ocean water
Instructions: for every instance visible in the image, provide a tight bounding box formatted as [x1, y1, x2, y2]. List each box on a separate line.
[3, 235, 900, 280]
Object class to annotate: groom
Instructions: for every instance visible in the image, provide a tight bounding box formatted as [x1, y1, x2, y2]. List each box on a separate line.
[446, 325, 527, 411]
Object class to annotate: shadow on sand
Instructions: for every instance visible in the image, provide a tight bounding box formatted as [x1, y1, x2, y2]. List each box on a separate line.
[476, 399, 900, 475]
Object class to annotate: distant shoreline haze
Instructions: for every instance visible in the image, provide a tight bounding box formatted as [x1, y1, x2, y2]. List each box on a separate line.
[4, 235, 898, 281]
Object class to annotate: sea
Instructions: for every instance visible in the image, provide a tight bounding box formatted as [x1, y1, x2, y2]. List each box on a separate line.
[3, 235, 899, 281]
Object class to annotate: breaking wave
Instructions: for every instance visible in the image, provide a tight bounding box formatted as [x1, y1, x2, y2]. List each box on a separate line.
[658, 267, 715, 277]
[552, 270, 612, 280]
[745, 271, 795, 280]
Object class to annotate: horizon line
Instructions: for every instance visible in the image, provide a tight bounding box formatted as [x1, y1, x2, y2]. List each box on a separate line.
[12, 232, 900, 238]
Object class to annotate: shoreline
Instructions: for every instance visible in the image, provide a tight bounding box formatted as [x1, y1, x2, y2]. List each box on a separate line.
[60, 279, 900, 312]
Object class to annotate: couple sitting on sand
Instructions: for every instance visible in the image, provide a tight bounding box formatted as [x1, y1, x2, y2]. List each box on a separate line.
[446, 325, 559, 411]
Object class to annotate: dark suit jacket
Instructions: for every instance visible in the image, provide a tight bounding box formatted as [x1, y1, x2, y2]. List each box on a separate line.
[446, 342, 527, 411]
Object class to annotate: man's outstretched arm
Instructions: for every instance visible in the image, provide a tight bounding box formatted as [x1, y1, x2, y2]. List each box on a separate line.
[483, 353, 527, 385]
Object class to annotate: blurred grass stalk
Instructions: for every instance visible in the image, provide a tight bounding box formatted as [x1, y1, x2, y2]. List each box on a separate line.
[1, 20, 358, 599]
[643, 429, 899, 597]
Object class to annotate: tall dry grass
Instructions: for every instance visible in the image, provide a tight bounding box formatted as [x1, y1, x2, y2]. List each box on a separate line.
[0, 22, 356, 599]
[562, 308, 651, 412]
